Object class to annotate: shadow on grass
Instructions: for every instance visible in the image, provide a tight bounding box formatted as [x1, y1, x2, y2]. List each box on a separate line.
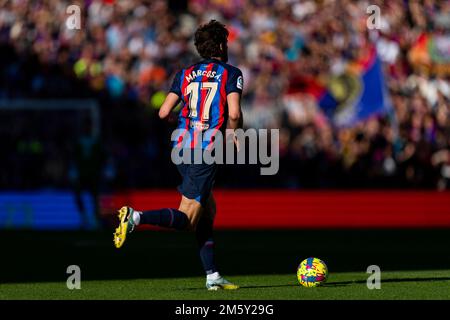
[180, 277, 450, 291]
[323, 277, 450, 287]
[181, 284, 298, 291]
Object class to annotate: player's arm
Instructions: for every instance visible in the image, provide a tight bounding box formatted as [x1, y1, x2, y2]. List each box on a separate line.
[226, 92, 243, 151]
[160, 70, 182, 119]
[226, 69, 244, 130]
[226, 92, 242, 130]
[158, 92, 180, 119]
[225, 69, 244, 150]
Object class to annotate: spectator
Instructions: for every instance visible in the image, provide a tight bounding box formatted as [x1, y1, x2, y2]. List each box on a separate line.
[0, 0, 448, 190]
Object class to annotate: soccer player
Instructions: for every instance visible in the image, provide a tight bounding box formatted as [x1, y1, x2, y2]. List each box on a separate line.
[113, 20, 243, 291]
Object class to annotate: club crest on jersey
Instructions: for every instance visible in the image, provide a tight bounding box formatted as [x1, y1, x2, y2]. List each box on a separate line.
[237, 76, 243, 90]
[185, 70, 221, 83]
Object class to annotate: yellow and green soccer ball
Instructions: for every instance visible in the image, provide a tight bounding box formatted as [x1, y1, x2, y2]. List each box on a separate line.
[297, 257, 328, 287]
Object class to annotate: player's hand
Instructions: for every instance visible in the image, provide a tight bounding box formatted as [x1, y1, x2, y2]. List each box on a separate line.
[225, 132, 239, 152]
[225, 132, 241, 152]
[234, 134, 240, 153]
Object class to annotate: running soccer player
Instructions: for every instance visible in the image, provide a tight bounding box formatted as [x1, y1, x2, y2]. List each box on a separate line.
[113, 20, 243, 291]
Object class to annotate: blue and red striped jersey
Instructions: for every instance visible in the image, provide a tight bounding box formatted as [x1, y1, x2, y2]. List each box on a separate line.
[169, 58, 243, 149]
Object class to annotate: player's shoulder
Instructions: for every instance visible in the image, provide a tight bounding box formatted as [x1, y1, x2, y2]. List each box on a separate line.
[217, 61, 243, 92]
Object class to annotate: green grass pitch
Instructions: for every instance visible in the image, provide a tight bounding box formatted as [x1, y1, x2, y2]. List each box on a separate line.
[1, 230, 450, 299]
[1, 270, 450, 299]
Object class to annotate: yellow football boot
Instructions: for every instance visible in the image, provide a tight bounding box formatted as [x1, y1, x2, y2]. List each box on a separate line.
[206, 277, 239, 290]
[113, 206, 136, 249]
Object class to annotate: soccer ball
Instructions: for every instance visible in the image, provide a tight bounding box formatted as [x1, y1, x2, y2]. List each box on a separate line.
[297, 257, 328, 287]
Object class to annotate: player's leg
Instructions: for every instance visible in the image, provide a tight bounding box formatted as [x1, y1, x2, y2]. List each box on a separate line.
[178, 195, 203, 230]
[113, 196, 201, 248]
[137, 195, 202, 230]
[196, 194, 216, 275]
[197, 194, 239, 290]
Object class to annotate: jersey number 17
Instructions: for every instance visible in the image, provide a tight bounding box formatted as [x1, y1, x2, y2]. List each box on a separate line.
[185, 82, 218, 121]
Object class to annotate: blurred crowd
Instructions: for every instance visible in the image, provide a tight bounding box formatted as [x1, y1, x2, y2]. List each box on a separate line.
[0, 0, 449, 190]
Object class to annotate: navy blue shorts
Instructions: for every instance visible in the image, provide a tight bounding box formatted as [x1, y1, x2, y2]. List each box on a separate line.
[176, 161, 217, 206]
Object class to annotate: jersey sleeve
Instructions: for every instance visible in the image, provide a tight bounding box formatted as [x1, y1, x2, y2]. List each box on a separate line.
[225, 67, 244, 95]
[168, 70, 183, 97]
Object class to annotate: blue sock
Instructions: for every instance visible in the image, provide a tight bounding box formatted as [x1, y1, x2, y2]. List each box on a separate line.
[196, 216, 217, 275]
[139, 208, 189, 230]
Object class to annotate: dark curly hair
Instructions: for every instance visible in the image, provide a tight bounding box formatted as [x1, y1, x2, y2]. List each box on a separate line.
[194, 20, 229, 61]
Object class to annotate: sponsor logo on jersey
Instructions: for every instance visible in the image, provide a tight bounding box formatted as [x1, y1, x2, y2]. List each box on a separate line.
[189, 120, 210, 130]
